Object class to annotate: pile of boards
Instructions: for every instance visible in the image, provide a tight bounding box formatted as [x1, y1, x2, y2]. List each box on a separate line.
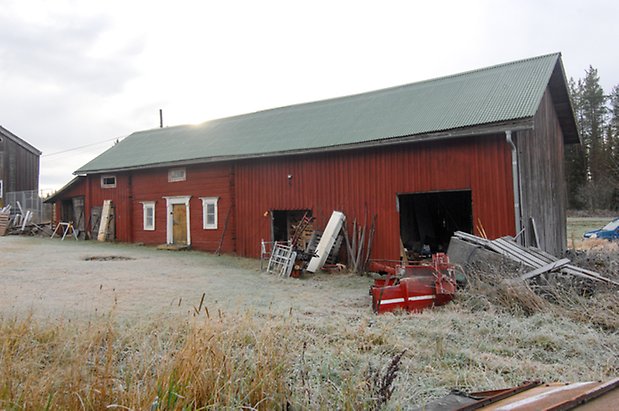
[0, 202, 50, 237]
[0, 203, 35, 236]
[450, 231, 618, 287]
[0, 206, 10, 236]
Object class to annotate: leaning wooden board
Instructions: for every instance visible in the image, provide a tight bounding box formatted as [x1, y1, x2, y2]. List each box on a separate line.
[0, 211, 9, 236]
[307, 211, 345, 273]
[97, 200, 112, 241]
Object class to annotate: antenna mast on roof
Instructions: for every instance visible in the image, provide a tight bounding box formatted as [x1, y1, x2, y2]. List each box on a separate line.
[159, 109, 163, 128]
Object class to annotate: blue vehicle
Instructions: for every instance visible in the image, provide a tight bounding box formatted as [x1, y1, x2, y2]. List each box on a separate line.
[583, 217, 619, 240]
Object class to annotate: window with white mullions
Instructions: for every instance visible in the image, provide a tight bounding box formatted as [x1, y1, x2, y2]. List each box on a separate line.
[200, 197, 219, 229]
[141, 201, 155, 230]
[101, 175, 116, 188]
[168, 167, 186, 182]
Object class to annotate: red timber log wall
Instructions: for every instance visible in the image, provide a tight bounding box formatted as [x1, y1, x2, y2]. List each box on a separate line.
[234, 134, 516, 259]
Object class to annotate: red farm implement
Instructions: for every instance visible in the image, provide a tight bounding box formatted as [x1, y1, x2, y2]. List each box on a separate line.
[370, 253, 457, 314]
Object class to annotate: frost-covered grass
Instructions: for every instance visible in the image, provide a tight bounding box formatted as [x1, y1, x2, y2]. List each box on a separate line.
[2, 293, 617, 409]
[0, 237, 617, 409]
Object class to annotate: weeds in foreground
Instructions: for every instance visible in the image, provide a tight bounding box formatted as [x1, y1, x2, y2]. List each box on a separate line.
[460, 254, 619, 331]
[0, 311, 404, 410]
[2, 247, 618, 409]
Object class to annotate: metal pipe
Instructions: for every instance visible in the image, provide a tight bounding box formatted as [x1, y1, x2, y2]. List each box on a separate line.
[506, 130, 522, 239]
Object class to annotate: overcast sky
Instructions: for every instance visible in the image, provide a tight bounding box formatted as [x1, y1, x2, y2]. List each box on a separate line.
[1, 0, 618, 192]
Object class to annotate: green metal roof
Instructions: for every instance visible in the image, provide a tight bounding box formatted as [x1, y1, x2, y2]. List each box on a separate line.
[76, 53, 577, 174]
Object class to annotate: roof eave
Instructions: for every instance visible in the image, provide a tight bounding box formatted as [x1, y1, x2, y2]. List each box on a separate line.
[75, 119, 534, 175]
[0, 125, 42, 155]
[43, 176, 85, 203]
[548, 55, 581, 145]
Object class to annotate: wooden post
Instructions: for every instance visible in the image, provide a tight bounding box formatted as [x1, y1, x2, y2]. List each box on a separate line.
[97, 200, 112, 241]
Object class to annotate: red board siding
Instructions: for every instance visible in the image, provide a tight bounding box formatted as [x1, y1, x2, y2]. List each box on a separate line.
[86, 173, 133, 241]
[52, 133, 515, 260]
[52, 178, 87, 225]
[128, 163, 236, 253]
[234, 134, 515, 259]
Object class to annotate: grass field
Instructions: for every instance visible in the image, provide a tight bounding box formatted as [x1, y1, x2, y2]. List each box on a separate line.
[566, 217, 610, 240]
[0, 235, 617, 410]
[566, 216, 613, 248]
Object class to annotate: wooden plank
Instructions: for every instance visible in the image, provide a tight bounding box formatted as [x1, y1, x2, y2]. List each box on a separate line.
[0, 211, 9, 236]
[97, 200, 112, 241]
[530, 217, 540, 248]
[562, 265, 619, 287]
[493, 238, 549, 268]
[520, 258, 570, 281]
[215, 207, 232, 255]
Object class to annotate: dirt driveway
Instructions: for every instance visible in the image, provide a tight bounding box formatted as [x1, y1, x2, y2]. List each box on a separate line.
[0, 236, 373, 321]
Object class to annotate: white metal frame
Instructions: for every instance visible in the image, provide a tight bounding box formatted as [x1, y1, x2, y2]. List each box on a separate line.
[267, 242, 296, 277]
[164, 196, 191, 245]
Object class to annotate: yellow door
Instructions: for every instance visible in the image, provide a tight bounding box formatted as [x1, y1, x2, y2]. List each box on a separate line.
[172, 204, 187, 244]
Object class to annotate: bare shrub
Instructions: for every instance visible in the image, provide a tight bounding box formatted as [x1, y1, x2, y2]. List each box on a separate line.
[366, 350, 406, 410]
[460, 254, 619, 331]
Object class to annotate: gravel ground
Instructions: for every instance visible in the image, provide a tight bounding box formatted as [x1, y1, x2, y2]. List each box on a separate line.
[0, 236, 373, 321]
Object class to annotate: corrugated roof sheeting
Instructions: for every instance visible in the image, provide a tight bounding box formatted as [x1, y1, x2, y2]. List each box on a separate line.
[76, 53, 564, 174]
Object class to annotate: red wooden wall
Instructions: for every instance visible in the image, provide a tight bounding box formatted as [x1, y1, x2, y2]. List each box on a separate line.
[234, 134, 515, 259]
[52, 133, 515, 260]
[129, 163, 235, 252]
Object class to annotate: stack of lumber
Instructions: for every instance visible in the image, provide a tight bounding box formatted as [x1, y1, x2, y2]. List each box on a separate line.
[0, 207, 10, 236]
[453, 231, 619, 287]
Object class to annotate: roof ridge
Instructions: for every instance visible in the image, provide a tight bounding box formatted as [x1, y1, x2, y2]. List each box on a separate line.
[132, 53, 562, 132]
[0, 124, 42, 155]
[196, 52, 562, 124]
[76, 52, 576, 175]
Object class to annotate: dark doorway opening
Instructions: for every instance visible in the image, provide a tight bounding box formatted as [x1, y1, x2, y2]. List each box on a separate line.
[60, 196, 85, 239]
[399, 190, 472, 256]
[271, 209, 312, 244]
[61, 199, 72, 222]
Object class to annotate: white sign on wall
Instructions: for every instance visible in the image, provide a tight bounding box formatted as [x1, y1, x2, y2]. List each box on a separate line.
[0, 179, 3, 199]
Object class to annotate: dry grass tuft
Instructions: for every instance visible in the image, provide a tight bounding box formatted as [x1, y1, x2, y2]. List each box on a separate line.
[0, 313, 297, 410]
[579, 238, 619, 252]
[460, 252, 619, 331]
[0, 311, 407, 410]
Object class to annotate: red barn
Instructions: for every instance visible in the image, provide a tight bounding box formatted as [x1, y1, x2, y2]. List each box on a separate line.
[48, 53, 578, 258]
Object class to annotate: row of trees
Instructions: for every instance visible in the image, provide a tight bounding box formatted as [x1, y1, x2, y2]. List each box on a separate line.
[565, 67, 619, 210]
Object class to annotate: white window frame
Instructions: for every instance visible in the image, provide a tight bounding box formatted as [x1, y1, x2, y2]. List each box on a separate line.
[163, 196, 191, 245]
[200, 197, 219, 230]
[168, 167, 187, 182]
[101, 175, 117, 188]
[141, 201, 156, 231]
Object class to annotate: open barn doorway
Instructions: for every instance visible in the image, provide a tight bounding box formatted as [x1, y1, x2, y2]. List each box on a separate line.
[271, 209, 312, 247]
[398, 190, 472, 257]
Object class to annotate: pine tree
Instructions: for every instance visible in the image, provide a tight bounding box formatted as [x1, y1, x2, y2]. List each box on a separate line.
[565, 78, 587, 209]
[571, 67, 613, 210]
[607, 85, 619, 209]
[582, 68, 607, 181]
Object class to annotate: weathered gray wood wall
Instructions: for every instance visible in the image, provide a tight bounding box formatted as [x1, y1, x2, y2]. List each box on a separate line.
[0, 129, 40, 196]
[516, 88, 568, 256]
